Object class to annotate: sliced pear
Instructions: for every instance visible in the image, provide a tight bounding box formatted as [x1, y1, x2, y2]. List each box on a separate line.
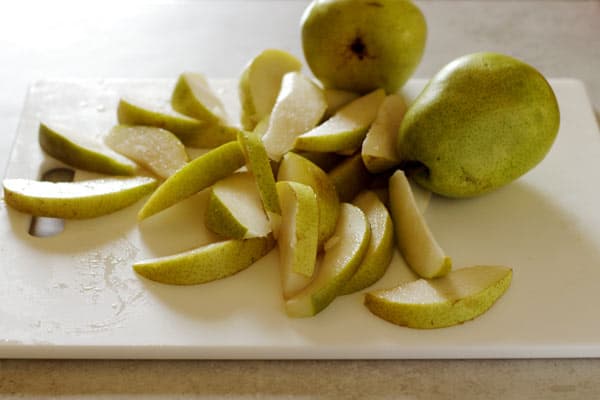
[339, 191, 395, 295]
[389, 170, 451, 278]
[239, 49, 303, 130]
[323, 88, 359, 118]
[3, 176, 157, 219]
[365, 265, 513, 329]
[261, 72, 327, 161]
[328, 153, 373, 202]
[171, 72, 228, 124]
[276, 181, 319, 298]
[291, 150, 344, 172]
[138, 141, 245, 220]
[133, 236, 275, 285]
[285, 203, 371, 317]
[237, 130, 281, 232]
[277, 152, 340, 247]
[293, 89, 386, 154]
[204, 171, 271, 239]
[362, 94, 407, 173]
[118, 97, 237, 148]
[105, 125, 188, 179]
[38, 122, 136, 175]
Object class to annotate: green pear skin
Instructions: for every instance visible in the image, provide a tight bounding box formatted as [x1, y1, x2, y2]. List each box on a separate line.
[397, 52, 560, 198]
[301, 0, 427, 94]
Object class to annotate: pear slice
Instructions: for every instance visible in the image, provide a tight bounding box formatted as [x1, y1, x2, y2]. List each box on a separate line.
[133, 236, 275, 285]
[339, 191, 395, 295]
[364, 265, 513, 329]
[171, 72, 228, 124]
[323, 88, 359, 118]
[285, 203, 371, 317]
[138, 141, 245, 220]
[118, 97, 238, 148]
[237, 130, 281, 232]
[3, 176, 157, 219]
[328, 153, 373, 202]
[389, 170, 451, 278]
[105, 125, 188, 179]
[277, 152, 340, 247]
[239, 49, 303, 131]
[362, 94, 407, 173]
[38, 122, 136, 176]
[293, 89, 386, 154]
[204, 171, 271, 239]
[261, 72, 327, 161]
[276, 181, 319, 298]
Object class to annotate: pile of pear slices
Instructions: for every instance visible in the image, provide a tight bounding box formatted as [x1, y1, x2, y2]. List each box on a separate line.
[2, 49, 512, 329]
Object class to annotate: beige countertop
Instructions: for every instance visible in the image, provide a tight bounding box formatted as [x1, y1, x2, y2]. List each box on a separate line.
[1, 0, 599, 398]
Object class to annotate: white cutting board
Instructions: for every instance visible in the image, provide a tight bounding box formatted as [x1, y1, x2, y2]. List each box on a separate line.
[1, 78, 599, 359]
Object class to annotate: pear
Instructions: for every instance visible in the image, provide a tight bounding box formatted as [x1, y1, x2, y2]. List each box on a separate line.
[339, 191, 395, 295]
[238, 49, 303, 130]
[291, 150, 344, 172]
[301, 0, 427, 94]
[204, 171, 271, 239]
[389, 170, 451, 278]
[285, 203, 371, 317]
[138, 141, 245, 220]
[277, 152, 340, 247]
[237, 130, 281, 232]
[397, 52, 560, 198]
[276, 181, 319, 298]
[261, 72, 327, 161]
[362, 94, 407, 173]
[38, 122, 136, 176]
[364, 265, 512, 329]
[323, 88, 359, 118]
[133, 236, 275, 285]
[294, 89, 386, 154]
[117, 97, 209, 147]
[328, 153, 372, 202]
[105, 125, 188, 179]
[3, 176, 157, 219]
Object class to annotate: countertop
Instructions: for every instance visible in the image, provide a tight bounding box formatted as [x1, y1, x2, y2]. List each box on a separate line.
[1, 0, 599, 398]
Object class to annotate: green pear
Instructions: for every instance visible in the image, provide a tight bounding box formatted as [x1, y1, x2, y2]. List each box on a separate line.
[117, 97, 238, 149]
[397, 52, 560, 198]
[138, 141, 245, 220]
[362, 94, 407, 173]
[294, 89, 385, 154]
[3, 176, 157, 219]
[261, 72, 327, 161]
[285, 203, 371, 317]
[389, 170, 451, 278]
[322, 88, 359, 118]
[237, 130, 281, 232]
[38, 122, 137, 176]
[301, 0, 427, 94]
[105, 125, 188, 179]
[276, 181, 319, 298]
[364, 265, 512, 329]
[291, 150, 344, 172]
[133, 236, 275, 285]
[277, 152, 340, 247]
[339, 190, 395, 295]
[328, 153, 372, 202]
[238, 49, 303, 130]
[204, 171, 271, 239]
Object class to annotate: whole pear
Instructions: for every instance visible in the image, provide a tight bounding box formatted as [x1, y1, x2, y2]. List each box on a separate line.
[301, 0, 427, 94]
[397, 52, 560, 197]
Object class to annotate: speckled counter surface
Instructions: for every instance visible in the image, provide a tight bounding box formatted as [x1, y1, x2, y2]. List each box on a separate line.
[1, 1, 599, 398]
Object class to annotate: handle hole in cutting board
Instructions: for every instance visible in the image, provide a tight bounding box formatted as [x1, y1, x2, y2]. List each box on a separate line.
[28, 167, 75, 237]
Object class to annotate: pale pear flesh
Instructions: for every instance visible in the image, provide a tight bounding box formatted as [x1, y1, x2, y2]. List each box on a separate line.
[3, 176, 157, 219]
[105, 125, 188, 179]
[171, 72, 228, 124]
[365, 265, 512, 329]
[261, 72, 327, 161]
[389, 170, 451, 278]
